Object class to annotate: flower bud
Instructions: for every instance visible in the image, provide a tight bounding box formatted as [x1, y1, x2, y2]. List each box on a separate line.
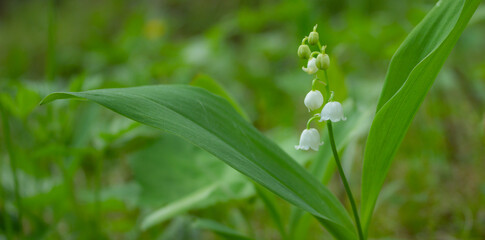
[302, 57, 318, 74]
[295, 128, 323, 151]
[308, 31, 319, 45]
[297, 45, 311, 59]
[316, 53, 330, 70]
[319, 101, 347, 122]
[304, 90, 324, 111]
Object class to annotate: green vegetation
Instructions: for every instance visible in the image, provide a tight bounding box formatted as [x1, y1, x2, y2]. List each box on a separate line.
[1, 0, 484, 239]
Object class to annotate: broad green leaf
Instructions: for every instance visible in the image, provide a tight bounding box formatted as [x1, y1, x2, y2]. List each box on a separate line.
[192, 218, 254, 240]
[41, 85, 356, 239]
[190, 75, 286, 238]
[190, 74, 249, 121]
[361, 0, 480, 234]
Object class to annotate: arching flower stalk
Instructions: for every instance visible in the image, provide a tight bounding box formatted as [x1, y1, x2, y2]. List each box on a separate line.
[294, 24, 364, 240]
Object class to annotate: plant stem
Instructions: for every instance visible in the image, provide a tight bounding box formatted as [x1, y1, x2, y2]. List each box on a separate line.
[0, 188, 13, 239]
[46, 0, 57, 82]
[1, 106, 23, 235]
[94, 155, 103, 234]
[306, 115, 320, 129]
[327, 122, 364, 240]
[322, 69, 364, 240]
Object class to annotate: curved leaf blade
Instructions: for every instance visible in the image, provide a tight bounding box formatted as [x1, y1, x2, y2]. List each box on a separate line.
[41, 85, 357, 239]
[190, 74, 250, 121]
[361, 0, 480, 234]
[192, 218, 254, 240]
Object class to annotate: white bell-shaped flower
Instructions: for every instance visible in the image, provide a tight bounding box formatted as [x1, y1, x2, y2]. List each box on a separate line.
[304, 90, 324, 111]
[295, 128, 323, 151]
[319, 101, 347, 122]
[302, 57, 318, 74]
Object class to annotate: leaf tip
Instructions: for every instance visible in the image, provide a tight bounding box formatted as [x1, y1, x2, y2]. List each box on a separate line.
[38, 92, 83, 106]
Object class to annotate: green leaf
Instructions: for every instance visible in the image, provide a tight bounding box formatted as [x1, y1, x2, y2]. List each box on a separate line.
[191, 76, 285, 238]
[361, 0, 480, 234]
[190, 74, 249, 121]
[192, 218, 254, 240]
[41, 85, 357, 239]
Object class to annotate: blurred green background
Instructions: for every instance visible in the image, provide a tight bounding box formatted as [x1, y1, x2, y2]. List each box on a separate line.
[1, 0, 484, 239]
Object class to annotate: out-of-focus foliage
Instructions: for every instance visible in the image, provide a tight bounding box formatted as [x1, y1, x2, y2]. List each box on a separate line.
[0, 0, 484, 239]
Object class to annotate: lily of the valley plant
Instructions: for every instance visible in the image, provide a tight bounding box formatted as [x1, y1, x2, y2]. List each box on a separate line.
[41, 1, 480, 237]
[295, 25, 364, 240]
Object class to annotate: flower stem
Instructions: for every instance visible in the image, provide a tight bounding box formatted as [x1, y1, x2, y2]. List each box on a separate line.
[311, 78, 318, 90]
[311, 51, 320, 58]
[323, 69, 364, 240]
[327, 122, 364, 240]
[306, 115, 320, 129]
[301, 37, 308, 45]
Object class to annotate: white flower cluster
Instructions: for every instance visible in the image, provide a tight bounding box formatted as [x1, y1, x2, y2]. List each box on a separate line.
[295, 25, 346, 152]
